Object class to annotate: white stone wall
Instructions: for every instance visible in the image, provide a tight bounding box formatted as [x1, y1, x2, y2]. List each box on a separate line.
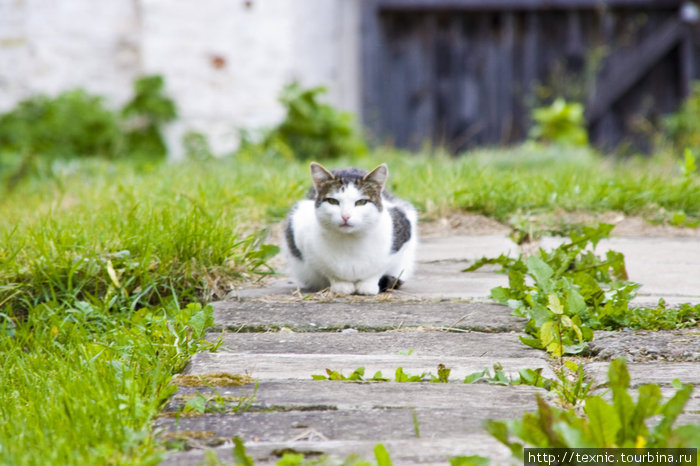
[0, 0, 361, 157]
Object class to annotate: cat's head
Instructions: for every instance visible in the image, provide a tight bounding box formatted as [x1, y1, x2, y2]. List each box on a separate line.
[310, 162, 388, 233]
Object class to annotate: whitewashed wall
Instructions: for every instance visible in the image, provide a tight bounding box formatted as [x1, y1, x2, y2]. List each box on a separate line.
[0, 0, 361, 157]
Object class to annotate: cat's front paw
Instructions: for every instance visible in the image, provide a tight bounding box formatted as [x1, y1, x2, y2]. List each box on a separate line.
[330, 281, 355, 295]
[355, 279, 379, 296]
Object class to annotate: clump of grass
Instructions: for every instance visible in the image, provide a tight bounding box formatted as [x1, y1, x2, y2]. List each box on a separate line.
[0, 159, 280, 464]
[0, 159, 282, 316]
[0, 301, 215, 465]
[321, 145, 699, 227]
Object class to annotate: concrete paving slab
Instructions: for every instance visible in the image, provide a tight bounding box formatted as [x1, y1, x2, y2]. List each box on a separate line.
[228, 235, 517, 301]
[212, 301, 525, 333]
[585, 361, 700, 386]
[417, 235, 519, 263]
[539, 236, 700, 303]
[402, 262, 507, 300]
[162, 233, 700, 464]
[184, 353, 554, 381]
[205, 330, 543, 358]
[227, 263, 507, 302]
[589, 329, 700, 362]
[166, 380, 546, 412]
[155, 407, 522, 442]
[161, 436, 513, 466]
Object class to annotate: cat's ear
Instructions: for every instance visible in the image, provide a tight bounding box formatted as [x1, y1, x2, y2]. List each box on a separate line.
[310, 162, 335, 190]
[363, 163, 388, 189]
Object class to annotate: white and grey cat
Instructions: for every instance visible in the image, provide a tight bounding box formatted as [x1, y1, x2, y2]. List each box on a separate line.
[283, 162, 417, 295]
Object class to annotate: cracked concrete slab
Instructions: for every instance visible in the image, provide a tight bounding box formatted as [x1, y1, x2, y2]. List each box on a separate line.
[155, 406, 526, 442]
[539, 236, 700, 304]
[162, 436, 513, 466]
[585, 361, 700, 386]
[417, 235, 519, 263]
[589, 328, 700, 362]
[212, 301, 525, 333]
[227, 262, 508, 301]
[166, 380, 546, 412]
[205, 330, 543, 358]
[162, 233, 700, 465]
[184, 353, 555, 381]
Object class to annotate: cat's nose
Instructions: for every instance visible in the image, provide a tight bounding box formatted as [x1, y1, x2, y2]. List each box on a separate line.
[341, 213, 351, 223]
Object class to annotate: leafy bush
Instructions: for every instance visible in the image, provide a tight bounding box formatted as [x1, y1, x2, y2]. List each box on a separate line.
[530, 98, 589, 147]
[0, 75, 177, 185]
[122, 75, 177, 159]
[0, 89, 122, 160]
[266, 82, 367, 160]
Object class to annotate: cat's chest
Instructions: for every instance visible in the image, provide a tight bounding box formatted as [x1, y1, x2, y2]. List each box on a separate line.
[312, 232, 390, 278]
[316, 230, 390, 259]
[308, 216, 393, 271]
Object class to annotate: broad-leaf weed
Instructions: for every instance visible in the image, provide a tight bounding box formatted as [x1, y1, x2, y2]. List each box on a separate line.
[466, 223, 699, 356]
[486, 358, 699, 457]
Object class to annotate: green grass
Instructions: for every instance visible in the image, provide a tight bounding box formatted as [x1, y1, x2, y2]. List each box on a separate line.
[0, 299, 216, 464]
[1, 144, 698, 464]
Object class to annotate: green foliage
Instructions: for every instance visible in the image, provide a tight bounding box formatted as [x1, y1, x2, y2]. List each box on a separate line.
[0, 301, 213, 465]
[394, 366, 428, 383]
[266, 82, 367, 160]
[449, 456, 491, 466]
[486, 358, 699, 455]
[465, 223, 698, 356]
[530, 98, 589, 147]
[233, 436, 255, 466]
[0, 162, 279, 317]
[664, 82, 700, 151]
[180, 386, 257, 416]
[312, 367, 389, 382]
[122, 75, 178, 159]
[445, 146, 700, 226]
[229, 436, 396, 465]
[0, 158, 280, 465]
[0, 75, 177, 186]
[464, 361, 593, 408]
[0, 89, 122, 160]
[464, 363, 550, 388]
[311, 365, 450, 383]
[184, 130, 216, 162]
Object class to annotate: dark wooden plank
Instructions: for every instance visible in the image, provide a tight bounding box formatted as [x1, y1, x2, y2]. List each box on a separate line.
[385, 15, 411, 147]
[414, 13, 437, 149]
[586, 16, 685, 123]
[680, 29, 694, 98]
[500, 12, 515, 142]
[360, 0, 383, 141]
[522, 11, 540, 133]
[378, 0, 683, 11]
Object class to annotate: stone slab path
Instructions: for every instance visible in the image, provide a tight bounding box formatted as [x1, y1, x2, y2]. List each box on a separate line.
[158, 233, 700, 465]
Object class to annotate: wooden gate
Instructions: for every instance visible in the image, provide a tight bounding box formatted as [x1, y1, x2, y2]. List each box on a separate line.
[361, 0, 700, 152]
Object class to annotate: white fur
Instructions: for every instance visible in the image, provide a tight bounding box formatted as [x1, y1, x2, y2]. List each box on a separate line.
[284, 173, 417, 295]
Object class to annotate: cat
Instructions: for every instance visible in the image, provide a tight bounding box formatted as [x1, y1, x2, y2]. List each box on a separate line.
[283, 162, 417, 295]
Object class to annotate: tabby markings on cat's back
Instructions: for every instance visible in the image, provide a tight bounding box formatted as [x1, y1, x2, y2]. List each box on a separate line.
[389, 207, 411, 253]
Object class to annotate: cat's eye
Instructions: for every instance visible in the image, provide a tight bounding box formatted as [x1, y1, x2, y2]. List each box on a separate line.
[355, 199, 370, 206]
[323, 197, 339, 205]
